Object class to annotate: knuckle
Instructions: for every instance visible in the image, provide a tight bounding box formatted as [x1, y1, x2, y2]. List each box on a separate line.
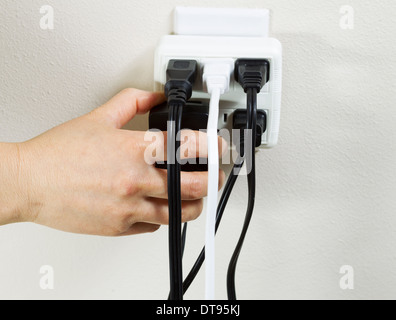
[187, 176, 206, 199]
[114, 175, 139, 197]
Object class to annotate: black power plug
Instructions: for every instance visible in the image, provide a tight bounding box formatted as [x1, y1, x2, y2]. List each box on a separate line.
[234, 59, 270, 93]
[149, 100, 209, 172]
[233, 109, 267, 148]
[165, 60, 198, 104]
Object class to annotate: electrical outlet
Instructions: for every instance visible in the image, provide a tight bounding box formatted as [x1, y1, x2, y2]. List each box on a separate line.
[153, 8, 282, 148]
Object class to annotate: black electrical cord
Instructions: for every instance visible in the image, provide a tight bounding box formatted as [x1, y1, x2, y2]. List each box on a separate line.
[167, 153, 244, 300]
[168, 102, 184, 300]
[227, 58, 269, 300]
[167, 154, 244, 299]
[165, 60, 198, 301]
[227, 88, 257, 300]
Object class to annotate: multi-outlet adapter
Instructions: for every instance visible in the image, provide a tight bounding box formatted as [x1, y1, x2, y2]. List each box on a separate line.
[154, 7, 282, 148]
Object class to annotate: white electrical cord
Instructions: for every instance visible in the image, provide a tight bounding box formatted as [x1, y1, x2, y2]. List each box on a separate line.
[202, 59, 234, 300]
[205, 87, 220, 300]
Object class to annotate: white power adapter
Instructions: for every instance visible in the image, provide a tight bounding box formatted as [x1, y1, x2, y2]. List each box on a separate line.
[154, 6, 282, 148]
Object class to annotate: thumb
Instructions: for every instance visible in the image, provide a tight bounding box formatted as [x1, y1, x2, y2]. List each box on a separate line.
[94, 88, 165, 128]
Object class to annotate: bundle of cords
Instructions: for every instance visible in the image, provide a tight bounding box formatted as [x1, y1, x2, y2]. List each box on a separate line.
[179, 59, 270, 300]
[164, 58, 270, 300]
[164, 60, 198, 300]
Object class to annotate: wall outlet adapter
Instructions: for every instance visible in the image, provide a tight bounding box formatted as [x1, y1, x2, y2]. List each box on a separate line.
[154, 8, 282, 148]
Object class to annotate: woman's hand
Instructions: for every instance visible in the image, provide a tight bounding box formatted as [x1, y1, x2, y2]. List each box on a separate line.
[0, 89, 226, 236]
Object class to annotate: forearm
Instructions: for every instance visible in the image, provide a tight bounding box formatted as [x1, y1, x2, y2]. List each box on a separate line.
[0, 142, 29, 225]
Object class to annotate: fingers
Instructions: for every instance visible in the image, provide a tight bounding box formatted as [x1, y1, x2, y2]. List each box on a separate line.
[136, 198, 204, 225]
[119, 197, 204, 235]
[119, 197, 206, 236]
[145, 169, 226, 200]
[92, 88, 166, 129]
[143, 130, 228, 164]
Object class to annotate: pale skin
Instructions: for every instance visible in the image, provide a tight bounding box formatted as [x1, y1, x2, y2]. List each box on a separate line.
[0, 88, 226, 236]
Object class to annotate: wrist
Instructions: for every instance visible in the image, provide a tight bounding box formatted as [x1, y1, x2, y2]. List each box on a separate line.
[0, 142, 36, 225]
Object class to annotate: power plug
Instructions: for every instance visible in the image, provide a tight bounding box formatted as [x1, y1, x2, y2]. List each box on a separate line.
[233, 109, 267, 148]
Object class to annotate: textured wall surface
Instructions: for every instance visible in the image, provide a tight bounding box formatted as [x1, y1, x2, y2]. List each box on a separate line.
[1, 0, 396, 300]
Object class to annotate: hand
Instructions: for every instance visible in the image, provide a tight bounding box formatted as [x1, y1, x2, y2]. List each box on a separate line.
[3, 89, 226, 236]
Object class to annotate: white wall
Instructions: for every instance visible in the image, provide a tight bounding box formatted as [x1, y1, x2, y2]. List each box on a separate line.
[1, 0, 396, 300]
